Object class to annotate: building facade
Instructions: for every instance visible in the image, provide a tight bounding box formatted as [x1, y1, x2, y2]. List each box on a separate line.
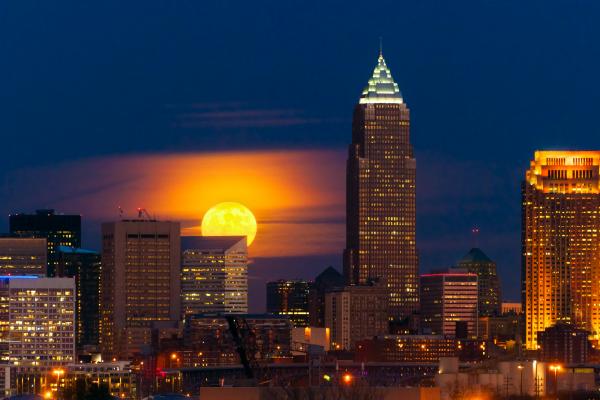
[457, 248, 501, 316]
[183, 314, 291, 367]
[0, 238, 47, 276]
[522, 151, 600, 349]
[181, 236, 248, 317]
[9, 209, 81, 277]
[324, 283, 389, 350]
[344, 52, 418, 320]
[7, 277, 76, 366]
[266, 280, 311, 327]
[538, 323, 589, 364]
[56, 246, 101, 352]
[308, 267, 344, 328]
[100, 219, 181, 359]
[355, 335, 457, 363]
[420, 271, 478, 338]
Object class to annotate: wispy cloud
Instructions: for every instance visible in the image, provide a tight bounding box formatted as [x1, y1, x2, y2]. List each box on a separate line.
[169, 102, 334, 129]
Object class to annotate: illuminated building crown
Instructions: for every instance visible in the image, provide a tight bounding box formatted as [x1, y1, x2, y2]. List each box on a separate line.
[359, 53, 403, 104]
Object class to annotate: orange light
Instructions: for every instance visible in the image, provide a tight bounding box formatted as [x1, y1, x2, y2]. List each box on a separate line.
[549, 364, 563, 372]
[171, 353, 178, 360]
[342, 373, 353, 384]
[43, 391, 53, 399]
[52, 368, 65, 377]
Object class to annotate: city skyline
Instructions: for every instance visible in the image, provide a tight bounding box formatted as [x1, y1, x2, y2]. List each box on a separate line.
[2, 2, 600, 313]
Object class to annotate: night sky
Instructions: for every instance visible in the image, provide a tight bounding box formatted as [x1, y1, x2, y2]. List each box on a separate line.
[2, 1, 600, 311]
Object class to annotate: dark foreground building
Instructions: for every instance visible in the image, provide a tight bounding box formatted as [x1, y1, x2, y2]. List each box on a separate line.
[266, 279, 311, 327]
[344, 52, 418, 320]
[56, 246, 101, 351]
[538, 323, 589, 364]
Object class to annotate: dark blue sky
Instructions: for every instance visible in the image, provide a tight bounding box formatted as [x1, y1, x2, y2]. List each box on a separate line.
[2, 1, 600, 308]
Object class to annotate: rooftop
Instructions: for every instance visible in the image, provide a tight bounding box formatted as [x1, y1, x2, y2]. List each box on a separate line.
[459, 248, 493, 264]
[359, 53, 403, 104]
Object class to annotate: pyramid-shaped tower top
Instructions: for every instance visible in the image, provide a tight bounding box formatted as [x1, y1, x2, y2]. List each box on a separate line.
[359, 52, 403, 105]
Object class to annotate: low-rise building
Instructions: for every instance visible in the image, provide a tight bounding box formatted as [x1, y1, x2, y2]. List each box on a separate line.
[355, 335, 457, 363]
[538, 323, 589, 364]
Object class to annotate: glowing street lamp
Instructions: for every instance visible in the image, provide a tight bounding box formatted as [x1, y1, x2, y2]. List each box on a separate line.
[517, 364, 524, 396]
[549, 364, 563, 395]
[342, 373, 353, 385]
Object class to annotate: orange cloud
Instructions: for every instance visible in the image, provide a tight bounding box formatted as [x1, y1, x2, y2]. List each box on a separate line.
[5, 150, 346, 258]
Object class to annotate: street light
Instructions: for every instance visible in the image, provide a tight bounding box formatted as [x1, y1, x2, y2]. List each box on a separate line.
[51, 369, 64, 392]
[549, 364, 563, 396]
[517, 364, 524, 396]
[342, 373, 353, 385]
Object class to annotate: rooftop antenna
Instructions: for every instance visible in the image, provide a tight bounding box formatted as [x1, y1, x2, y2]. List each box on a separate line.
[379, 36, 383, 57]
[471, 226, 480, 249]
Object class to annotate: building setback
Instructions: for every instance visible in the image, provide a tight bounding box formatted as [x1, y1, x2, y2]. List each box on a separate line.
[9, 209, 81, 277]
[344, 52, 418, 320]
[420, 271, 478, 338]
[100, 219, 181, 360]
[0, 237, 47, 276]
[266, 279, 311, 327]
[324, 282, 389, 350]
[522, 151, 600, 349]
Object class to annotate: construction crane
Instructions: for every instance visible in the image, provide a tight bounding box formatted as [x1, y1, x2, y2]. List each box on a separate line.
[137, 207, 155, 220]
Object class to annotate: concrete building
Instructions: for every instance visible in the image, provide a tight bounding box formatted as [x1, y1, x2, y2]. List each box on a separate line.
[6, 277, 75, 367]
[324, 283, 388, 350]
[181, 236, 248, 316]
[344, 52, 418, 320]
[522, 151, 600, 349]
[100, 219, 181, 360]
[501, 302, 522, 315]
[291, 327, 330, 355]
[56, 246, 101, 352]
[9, 209, 81, 277]
[420, 270, 478, 338]
[456, 248, 501, 316]
[538, 323, 589, 364]
[266, 279, 311, 327]
[0, 237, 47, 276]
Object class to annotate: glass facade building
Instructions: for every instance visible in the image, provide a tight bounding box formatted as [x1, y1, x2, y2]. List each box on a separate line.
[266, 279, 311, 327]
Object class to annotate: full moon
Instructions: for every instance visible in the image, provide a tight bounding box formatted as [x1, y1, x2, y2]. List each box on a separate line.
[201, 202, 258, 245]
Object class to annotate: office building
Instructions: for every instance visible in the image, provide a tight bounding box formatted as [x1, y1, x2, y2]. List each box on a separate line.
[309, 267, 344, 327]
[183, 314, 291, 367]
[456, 248, 501, 316]
[0, 237, 47, 276]
[324, 282, 388, 350]
[56, 246, 101, 351]
[266, 279, 311, 327]
[9, 209, 81, 277]
[100, 219, 181, 360]
[181, 236, 248, 316]
[538, 323, 589, 364]
[356, 335, 458, 363]
[522, 151, 600, 349]
[501, 302, 522, 315]
[7, 277, 76, 366]
[344, 51, 418, 320]
[420, 270, 478, 338]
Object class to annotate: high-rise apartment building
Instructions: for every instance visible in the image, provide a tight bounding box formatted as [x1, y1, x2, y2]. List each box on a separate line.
[56, 246, 101, 351]
[324, 282, 389, 350]
[266, 279, 311, 327]
[9, 209, 81, 277]
[100, 219, 181, 359]
[6, 277, 76, 366]
[344, 52, 418, 319]
[0, 237, 47, 276]
[181, 236, 248, 316]
[456, 248, 501, 316]
[420, 270, 478, 338]
[522, 151, 600, 349]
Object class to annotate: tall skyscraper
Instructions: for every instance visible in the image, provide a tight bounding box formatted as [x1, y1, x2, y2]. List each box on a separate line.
[0, 237, 47, 276]
[5, 277, 76, 366]
[181, 236, 248, 316]
[9, 209, 81, 277]
[420, 270, 478, 338]
[56, 246, 101, 351]
[344, 51, 418, 319]
[266, 279, 311, 327]
[100, 219, 181, 359]
[522, 151, 600, 349]
[456, 248, 501, 316]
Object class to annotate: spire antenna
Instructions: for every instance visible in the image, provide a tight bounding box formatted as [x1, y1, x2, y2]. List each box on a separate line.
[379, 36, 383, 57]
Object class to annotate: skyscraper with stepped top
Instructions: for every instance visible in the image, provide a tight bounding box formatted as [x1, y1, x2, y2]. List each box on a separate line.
[344, 51, 418, 320]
